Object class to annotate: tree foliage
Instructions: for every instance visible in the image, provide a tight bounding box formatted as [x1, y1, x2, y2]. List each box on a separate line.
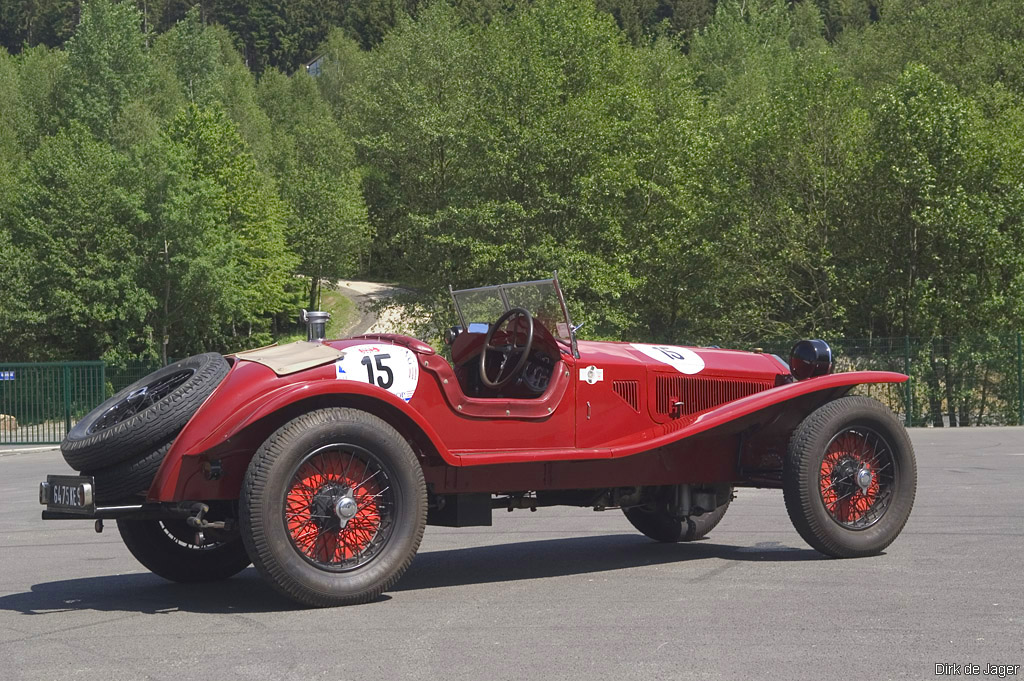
[5, 123, 153, 362]
[1, 0, 1023, 428]
[0, 0, 359, 362]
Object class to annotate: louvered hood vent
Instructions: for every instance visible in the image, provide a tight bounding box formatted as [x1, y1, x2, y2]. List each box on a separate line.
[612, 380, 640, 411]
[654, 375, 773, 418]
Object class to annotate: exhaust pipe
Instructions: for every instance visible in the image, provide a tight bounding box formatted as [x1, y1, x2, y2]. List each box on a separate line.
[301, 309, 331, 341]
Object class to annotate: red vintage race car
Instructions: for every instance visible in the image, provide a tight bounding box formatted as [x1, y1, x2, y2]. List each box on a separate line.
[39, 276, 916, 607]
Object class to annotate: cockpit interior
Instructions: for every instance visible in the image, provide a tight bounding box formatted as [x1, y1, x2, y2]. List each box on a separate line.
[445, 279, 576, 399]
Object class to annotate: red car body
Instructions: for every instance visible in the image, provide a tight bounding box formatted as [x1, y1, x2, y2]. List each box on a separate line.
[150, 333, 905, 503]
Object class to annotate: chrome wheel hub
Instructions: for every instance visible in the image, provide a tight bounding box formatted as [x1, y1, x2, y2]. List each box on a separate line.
[856, 467, 873, 495]
[334, 493, 358, 527]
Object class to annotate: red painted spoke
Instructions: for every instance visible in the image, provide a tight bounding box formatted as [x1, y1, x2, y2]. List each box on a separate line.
[284, 447, 393, 569]
[819, 428, 894, 528]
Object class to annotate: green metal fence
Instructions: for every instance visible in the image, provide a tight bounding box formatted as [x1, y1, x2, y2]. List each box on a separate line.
[3, 335, 1023, 445]
[0, 362, 106, 445]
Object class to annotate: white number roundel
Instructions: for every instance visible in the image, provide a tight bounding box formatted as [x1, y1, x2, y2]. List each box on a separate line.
[629, 343, 705, 375]
[335, 344, 419, 401]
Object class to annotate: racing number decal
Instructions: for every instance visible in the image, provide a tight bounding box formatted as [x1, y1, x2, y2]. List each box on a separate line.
[360, 353, 394, 389]
[629, 343, 705, 375]
[336, 344, 419, 401]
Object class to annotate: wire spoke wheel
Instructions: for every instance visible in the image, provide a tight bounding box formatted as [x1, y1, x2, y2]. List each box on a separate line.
[783, 396, 917, 558]
[116, 517, 251, 583]
[159, 519, 230, 551]
[89, 369, 196, 434]
[819, 428, 896, 529]
[623, 486, 732, 543]
[62, 353, 229, 472]
[283, 444, 395, 572]
[241, 408, 427, 607]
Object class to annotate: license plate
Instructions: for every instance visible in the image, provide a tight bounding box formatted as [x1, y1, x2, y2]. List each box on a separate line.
[40, 475, 96, 515]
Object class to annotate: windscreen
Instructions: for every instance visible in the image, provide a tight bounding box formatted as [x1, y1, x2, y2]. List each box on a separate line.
[451, 280, 572, 342]
[502, 282, 571, 341]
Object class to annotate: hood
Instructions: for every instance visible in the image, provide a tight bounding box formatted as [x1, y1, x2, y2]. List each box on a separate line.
[575, 340, 788, 383]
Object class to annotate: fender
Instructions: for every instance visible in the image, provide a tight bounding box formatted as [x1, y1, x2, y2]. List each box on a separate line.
[456, 370, 907, 465]
[148, 359, 456, 502]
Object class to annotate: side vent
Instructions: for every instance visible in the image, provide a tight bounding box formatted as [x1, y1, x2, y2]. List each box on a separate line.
[654, 375, 773, 419]
[612, 380, 640, 412]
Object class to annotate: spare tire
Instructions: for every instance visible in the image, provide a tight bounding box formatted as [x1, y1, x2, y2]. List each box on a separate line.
[62, 353, 229, 471]
[88, 441, 173, 504]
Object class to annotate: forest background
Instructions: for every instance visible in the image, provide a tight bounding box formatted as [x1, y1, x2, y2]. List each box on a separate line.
[1, 0, 1022, 425]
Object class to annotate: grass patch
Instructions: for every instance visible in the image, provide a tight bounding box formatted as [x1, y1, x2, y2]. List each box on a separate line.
[273, 284, 360, 344]
[320, 288, 358, 338]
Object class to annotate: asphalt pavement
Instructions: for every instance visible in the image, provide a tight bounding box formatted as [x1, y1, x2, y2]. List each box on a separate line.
[0, 428, 1021, 681]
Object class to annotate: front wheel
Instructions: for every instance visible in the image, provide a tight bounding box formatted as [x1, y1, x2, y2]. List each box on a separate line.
[783, 396, 917, 558]
[240, 408, 427, 607]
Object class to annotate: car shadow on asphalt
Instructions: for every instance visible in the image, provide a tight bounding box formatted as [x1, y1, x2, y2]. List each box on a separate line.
[0, 534, 822, 615]
[395, 533, 823, 591]
[0, 569, 307, 616]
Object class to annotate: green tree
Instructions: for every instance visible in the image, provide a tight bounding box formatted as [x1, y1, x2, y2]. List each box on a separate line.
[152, 6, 223, 105]
[310, 28, 365, 122]
[6, 123, 153, 362]
[849, 64, 1022, 424]
[0, 50, 30, 174]
[677, 0, 862, 343]
[344, 0, 419, 50]
[14, 45, 67, 154]
[53, 0, 155, 140]
[258, 68, 370, 309]
[281, 0, 348, 68]
[156, 103, 296, 357]
[351, 3, 475, 281]
[202, 23, 275, 168]
[0, 0, 80, 54]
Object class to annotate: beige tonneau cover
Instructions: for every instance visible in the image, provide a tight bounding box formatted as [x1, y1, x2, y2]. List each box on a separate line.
[232, 341, 344, 376]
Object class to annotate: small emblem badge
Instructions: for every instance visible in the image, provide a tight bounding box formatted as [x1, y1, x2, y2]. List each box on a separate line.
[580, 365, 604, 384]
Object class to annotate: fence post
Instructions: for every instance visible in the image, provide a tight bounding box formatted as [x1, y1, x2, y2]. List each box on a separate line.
[100, 361, 106, 402]
[904, 336, 912, 427]
[62, 364, 72, 435]
[1017, 332, 1023, 426]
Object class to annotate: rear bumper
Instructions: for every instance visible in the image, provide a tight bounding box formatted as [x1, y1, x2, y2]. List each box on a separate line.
[40, 502, 194, 521]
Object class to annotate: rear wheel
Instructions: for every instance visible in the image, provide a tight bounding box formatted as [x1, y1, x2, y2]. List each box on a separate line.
[117, 518, 251, 583]
[783, 396, 916, 557]
[240, 408, 427, 607]
[623, 493, 731, 543]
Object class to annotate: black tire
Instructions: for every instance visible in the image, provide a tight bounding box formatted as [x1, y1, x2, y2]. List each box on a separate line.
[783, 396, 917, 558]
[240, 408, 427, 607]
[623, 496, 731, 543]
[88, 442, 172, 504]
[117, 518, 251, 583]
[62, 353, 229, 471]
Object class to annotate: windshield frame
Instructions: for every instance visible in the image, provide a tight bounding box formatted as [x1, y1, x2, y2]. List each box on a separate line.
[449, 275, 578, 358]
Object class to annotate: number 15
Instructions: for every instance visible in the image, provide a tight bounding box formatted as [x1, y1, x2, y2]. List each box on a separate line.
[360, 353, 394, 389]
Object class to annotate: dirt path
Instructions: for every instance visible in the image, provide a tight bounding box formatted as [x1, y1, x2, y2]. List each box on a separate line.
[333, 280, 406, 337]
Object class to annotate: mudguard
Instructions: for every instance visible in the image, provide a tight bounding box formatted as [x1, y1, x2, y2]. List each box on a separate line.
[147, 359, 455, 502]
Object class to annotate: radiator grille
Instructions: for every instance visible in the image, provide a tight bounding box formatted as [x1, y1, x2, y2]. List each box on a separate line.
[654, 375, 772, 417]
[612, 380, 640, 411]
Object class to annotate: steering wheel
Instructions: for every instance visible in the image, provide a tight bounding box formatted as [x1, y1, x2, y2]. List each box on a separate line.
[479, 307, 535, 389]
